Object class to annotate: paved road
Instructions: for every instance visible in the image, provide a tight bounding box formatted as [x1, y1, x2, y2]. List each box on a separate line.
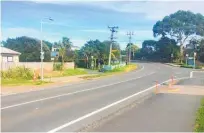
[1, 62, 192, 132]
[90, 69, 204, 132]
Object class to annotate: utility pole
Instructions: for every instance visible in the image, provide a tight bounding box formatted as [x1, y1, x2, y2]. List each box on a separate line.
[40, 17, 54, 81]
[127, 31, 134, 63]
[108, 26, 118, 66]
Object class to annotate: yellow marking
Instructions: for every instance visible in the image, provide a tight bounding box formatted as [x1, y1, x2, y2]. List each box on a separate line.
[168, 88, 180, 92]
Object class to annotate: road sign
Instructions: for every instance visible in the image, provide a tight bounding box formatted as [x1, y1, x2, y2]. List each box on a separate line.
[40, 54, 44, 60]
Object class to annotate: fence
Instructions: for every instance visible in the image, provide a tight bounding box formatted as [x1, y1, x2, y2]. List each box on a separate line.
[1, 62, 75, 71]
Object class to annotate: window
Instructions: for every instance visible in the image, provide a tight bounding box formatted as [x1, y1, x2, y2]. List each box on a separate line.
[7, 56, 13, 62]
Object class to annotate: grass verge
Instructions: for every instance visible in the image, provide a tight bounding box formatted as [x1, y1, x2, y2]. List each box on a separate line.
[194, 97, 204, 132]
[1, 79, 51, 86]
[44, 68, 88, 78]
[82, 64, 137, 80]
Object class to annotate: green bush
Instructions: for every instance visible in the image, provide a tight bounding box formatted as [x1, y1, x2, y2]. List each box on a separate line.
[1, 66, 33, 80]
[75, 59, 87, 68]
[53, 63, 63, 71]
[194, 98, 204, 132]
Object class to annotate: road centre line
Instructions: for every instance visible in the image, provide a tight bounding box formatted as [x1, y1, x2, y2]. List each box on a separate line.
[47, 76, 190, 133]
[1, 69, 151, 110]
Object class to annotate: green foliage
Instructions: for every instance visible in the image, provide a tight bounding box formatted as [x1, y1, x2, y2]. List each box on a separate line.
[62, 68, 87, 76]
[75, 59, 87, 68]
[3, 36, 51, 62]
[153, 10, 204, 40]
[198, 39, 204, 63]
[53, 63, 63, 71]
[153, 10, 204, 61]
[1, 66, 33, 80]
[180, 65, 202, 69]
[137, 37, 179, 62]
[180, 65, 194, 68]
[81, 40, 121, 66]
[54, 37, 74, 63]
[194, 98, 204, 132]
[1, 79, 50, 86]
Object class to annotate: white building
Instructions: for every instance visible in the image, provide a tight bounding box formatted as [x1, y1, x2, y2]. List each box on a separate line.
[0, 47, 21, 63]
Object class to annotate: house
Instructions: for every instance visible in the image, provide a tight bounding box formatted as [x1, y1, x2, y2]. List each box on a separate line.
[51, 45, 80, 60]
[0, 47, 21, 63]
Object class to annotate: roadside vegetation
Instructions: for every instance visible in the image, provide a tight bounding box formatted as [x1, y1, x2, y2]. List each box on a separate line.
[44, 68, 87, 78]
[1, 66, 88, 86]
[194, 97, 204, 132]
[82, 64, 137, 80]
[1, 66, 50, 86]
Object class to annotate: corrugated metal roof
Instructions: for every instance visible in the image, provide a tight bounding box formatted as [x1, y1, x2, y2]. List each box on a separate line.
[0, 47, 21, 55]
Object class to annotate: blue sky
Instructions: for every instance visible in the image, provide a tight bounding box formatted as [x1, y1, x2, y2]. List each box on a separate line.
[1, 0, 204, 49]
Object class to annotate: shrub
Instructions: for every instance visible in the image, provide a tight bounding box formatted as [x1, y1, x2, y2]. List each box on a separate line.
[1, 66, 33, 80]
[194, 98, 204, 132]
[53, 63, 63, 71]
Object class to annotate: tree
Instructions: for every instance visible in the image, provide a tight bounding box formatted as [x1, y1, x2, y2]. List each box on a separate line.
[43, 40, 53, 51]
[141, 40, 157, 59]
[198, 39, 204, 62]
[153, 10, 204, 62]
[156, 37, 179, 62]
[3, 36, 51, 62]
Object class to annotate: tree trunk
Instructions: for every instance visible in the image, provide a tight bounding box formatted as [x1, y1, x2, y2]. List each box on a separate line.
[180, 44, 184, 63]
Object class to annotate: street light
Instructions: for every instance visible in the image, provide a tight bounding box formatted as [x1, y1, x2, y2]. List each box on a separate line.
[40, 17, 54, 81]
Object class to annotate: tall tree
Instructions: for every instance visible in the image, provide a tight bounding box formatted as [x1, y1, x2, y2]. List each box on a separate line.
[3, 36, 51, 62]
[153, 10, 204, 62]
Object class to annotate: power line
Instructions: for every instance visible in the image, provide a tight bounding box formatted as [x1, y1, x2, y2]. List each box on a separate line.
[127, 31, 134, 44]
[108, 26, 119, 66]
[126, 31, 134, 63]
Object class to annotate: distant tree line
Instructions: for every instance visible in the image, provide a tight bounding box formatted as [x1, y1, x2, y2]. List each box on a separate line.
[2, 36, 122, 68]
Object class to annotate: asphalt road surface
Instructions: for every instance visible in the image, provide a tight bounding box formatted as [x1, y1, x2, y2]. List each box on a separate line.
[1, 62, 193, 132]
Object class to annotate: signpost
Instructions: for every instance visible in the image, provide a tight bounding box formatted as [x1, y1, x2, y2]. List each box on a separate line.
[186, 54, 189, 65]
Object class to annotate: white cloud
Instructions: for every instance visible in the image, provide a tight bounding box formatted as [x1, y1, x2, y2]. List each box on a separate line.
[86, 1, 204, 20]
[71, 39, 87, 47]
[1, 27, 62, 42]
[80, 29, 109, 33]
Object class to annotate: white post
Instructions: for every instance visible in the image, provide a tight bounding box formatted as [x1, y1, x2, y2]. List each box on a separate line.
[40, 20, 44, 81]
[194, 52, 196, 69]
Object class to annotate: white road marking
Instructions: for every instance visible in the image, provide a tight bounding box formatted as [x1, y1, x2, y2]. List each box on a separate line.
[1, 66, 145, 97]
[1, 70, 152, 110]
[47, 77, 190, 133]
[190, 71, 204, 78]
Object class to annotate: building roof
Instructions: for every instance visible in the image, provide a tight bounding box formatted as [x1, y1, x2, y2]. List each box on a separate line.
[0, 47, 21, 55]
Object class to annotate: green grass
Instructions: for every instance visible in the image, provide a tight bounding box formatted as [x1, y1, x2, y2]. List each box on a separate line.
[194, 97, 204, 132]
[82, 64, 137, 80]
[1, 79, 51, 86]
[180, 64, 202, 69]
[62, 68, 87, 76]
[44, 68, 88, 78]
